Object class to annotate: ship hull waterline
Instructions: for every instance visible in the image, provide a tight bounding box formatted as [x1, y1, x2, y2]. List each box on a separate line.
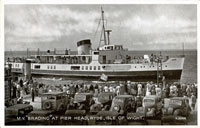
[11, 69, 182, 82]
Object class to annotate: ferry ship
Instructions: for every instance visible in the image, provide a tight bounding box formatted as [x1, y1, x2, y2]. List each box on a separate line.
[5, 8, 185, 81]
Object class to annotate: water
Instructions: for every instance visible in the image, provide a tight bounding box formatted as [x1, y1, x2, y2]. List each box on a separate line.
[127, 50, 197, 84]
[5, 50, 197, 84]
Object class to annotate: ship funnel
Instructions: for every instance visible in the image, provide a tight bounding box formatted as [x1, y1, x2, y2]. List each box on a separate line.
[77, 39, 92, 55]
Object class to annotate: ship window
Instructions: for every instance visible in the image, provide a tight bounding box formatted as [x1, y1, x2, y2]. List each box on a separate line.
[144, 66, 145, 68]
[90, 66, 92, 70]
[135, 66, 137, 68]
[98, 66, 101, 70]
[71, 66, 80, 70]
[153, 66, 155, 67]
[149, 66, 151, 68]
[56, 96, 62, 100]
[86, 66, 88, 70]
[165, 65, 167, 67]
[110, 46, 113, 50]
[141, 66, 142, 68]
[93, 51, 99, 55]
[94, 66, 96, 70]
[34, 65, 40, 69]
[51, 66, 53, 69]
[82, 66, 84, 70]
[54, 66, 56, 69]
[47, 66, 49, 69]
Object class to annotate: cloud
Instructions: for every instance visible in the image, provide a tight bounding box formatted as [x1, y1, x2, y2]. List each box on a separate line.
[5, 5, 197, 51]
[123, 15, 196, 35]
[5, 5, 100, 42]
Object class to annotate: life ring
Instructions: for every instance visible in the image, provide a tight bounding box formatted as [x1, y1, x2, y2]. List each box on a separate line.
[44, 101, 52, 110]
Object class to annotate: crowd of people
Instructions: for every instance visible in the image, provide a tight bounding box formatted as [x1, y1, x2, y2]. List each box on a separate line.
[9, 78, 197, 111]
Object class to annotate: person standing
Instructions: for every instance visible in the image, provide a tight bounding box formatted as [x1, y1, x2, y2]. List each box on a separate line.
[116, 86, 120, 95]
[191, 93, 196, 111]
[31, 87, 35, 102]
[137, 83, 142, 96]
[89, 84, 94, 93]
[12, 82, 17, 99]
[119, 83, 126, 95]
[162, 76, 166, 89]
[19, 79, 23, 88]
[63, 84, 67, 92]
[165, 84, 170, 98]
[16, 83, 21, 98]
[155, 85, 162, 97]
[23, 81, 29, 95]
[186, 85, 191, 97]
[181, 84, 187, 96]
[191, 84, 197, 98]
[146, 82, 151, 96]
[151, 85, 156, 95]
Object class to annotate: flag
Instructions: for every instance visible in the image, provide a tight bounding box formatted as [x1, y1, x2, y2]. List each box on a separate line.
[100, 73, 108, 81]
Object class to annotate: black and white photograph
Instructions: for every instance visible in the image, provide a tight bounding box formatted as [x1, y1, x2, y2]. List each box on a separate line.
[4, 4, 198, 126]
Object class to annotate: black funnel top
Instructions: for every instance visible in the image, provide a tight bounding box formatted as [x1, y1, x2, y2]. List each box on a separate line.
[77, 39, 91, 47]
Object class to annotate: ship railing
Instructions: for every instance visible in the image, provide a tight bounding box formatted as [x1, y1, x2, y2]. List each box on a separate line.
[33, 55, 92, 64]
[127, 56, 169, 64]
[129, 59, 150, 64]
[6, 57, 26, 63]
[36, 60, 92, 64]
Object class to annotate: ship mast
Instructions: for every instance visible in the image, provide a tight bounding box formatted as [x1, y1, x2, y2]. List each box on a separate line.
[101, 7, 107, 45]
[182, 42, 185, 57]
[106, 30, 112, 45]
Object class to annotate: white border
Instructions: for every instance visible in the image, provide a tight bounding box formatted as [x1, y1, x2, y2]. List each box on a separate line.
[1, 0, 199, 128]
[1, 0, 5, 127]
[3, 0, 200, 4]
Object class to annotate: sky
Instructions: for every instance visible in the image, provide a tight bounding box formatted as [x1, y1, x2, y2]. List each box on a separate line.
[4, 4, 197, 51]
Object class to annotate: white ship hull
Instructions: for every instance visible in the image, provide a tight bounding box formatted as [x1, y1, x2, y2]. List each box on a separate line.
[7, 57, 185, 81]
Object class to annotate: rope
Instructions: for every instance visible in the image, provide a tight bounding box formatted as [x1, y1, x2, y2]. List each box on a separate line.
[92, 14, 102, 43]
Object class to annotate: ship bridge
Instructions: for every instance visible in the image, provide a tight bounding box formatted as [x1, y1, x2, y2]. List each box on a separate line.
[98, 44, 125, 51]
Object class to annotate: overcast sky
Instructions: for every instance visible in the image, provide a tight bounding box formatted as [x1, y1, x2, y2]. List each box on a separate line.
[5, 4, 197, 51]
